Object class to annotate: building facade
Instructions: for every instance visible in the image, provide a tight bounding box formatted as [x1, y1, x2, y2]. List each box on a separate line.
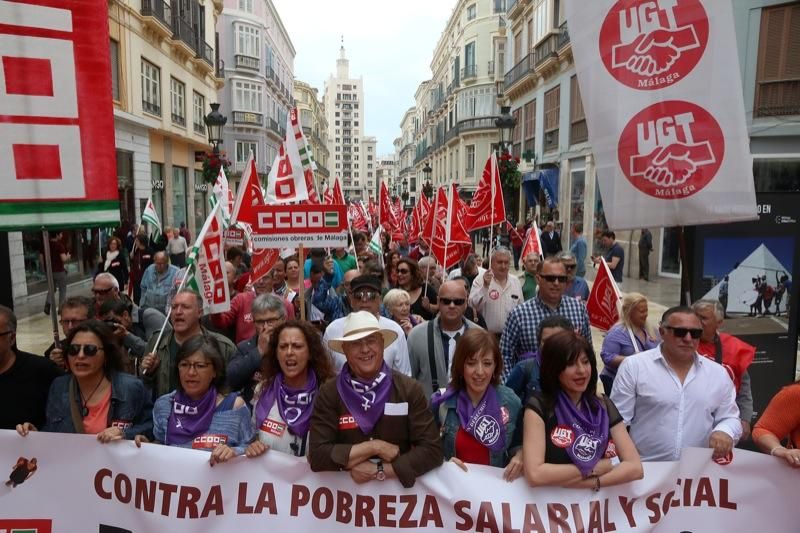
[396, 108, 418, 207]
[217, 0, 295, 191]
[294, 80, 330, 193]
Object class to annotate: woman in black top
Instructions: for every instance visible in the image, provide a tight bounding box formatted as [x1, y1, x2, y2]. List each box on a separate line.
[395, 257, 437, 321]
[522, 331, 642, 490]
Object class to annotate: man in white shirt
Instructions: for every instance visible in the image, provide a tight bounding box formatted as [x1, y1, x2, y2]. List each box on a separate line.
[469, 246, 522, 335]
[611, 306, 742, 462]
[323, 275, 411, 376]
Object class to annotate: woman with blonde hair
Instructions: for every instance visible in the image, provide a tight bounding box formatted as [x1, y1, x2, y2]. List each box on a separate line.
[599, 292, 660, 393]
[383, 288, 424, 336]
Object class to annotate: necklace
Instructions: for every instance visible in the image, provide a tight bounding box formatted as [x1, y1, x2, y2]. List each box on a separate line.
[79, 376, 106, 417]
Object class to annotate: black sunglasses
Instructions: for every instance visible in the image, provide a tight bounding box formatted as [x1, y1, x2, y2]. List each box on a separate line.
[663, 326, 703, 339]
[353, 291, 379, 301]
[541, 275, 569, 283]
[440, 298, 466, 306]
[91, 287, 114, 294]
[397, 268, 410, 274]
[67, 344, 104, 357]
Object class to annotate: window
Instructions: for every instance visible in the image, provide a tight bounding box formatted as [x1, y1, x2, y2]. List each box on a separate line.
[514, 31, 523, 63]
[170, 77, 185, 126]
[512, 108, 522, 158]
[532, 1, 550, 46]
[235, 24, 261, 58]
[493, 0, 505, 13]
[110, 39, 120, 101]
[754, 4, 800, 117]
[233, 80, 263, 112]
[524, 99, 536, 153]
[464, 42, 476, 76]
[465, 145, 475, 177]
[172, 166, 188, 229]
[467, 4, 476, 20]
[141, 59, 161, 116]
[235, 140, 258, 170]
[238, 0, 253, 12]
[569, 76, 587, 144]
[193, 92, 205, 134]
[544, 85, 560, 153]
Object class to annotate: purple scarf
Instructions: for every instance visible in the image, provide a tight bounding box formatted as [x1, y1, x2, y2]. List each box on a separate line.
[431, 385, 506, 452]
[166, 387, 217, 445]
[553, 392, 609, 478]
[336, 362, 392, 435]
[255, 371, 318, 437]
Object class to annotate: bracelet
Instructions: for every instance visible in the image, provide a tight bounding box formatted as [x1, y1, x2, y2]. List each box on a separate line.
[593, 475, 601, 492]
[770, 445, 786, 456]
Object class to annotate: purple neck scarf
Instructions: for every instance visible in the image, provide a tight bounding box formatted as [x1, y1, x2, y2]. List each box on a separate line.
[431, 385, 506, 452]
[166, 386, 217, 445]
[554, 392, 609, 477]
[336, 362, 392, 435]
[255, 370, 318, 437]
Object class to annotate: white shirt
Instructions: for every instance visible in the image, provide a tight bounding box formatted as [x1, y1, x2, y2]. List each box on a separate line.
[252, 394, 307, 457]
[323, 315, 411, 376]
[468, 273, 523, 333]
[610, 345, 742, 462]
[447, 266, 486, 281]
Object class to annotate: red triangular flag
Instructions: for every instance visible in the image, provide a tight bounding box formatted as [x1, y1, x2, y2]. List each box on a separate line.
[464, 153, 506, 232]
[331, 178, 345, 205]
[348, 202, 368, 231]
[249, 248, 281, 284]
[230, 154, 265, 227]
[322, 183, 333, 204]
[521, 221, 543, 259]
[379, 182, 399, 231]
[587, 258, 622, 331]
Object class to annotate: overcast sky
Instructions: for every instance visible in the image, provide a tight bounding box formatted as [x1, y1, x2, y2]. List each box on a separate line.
[272, 0, 455, 156]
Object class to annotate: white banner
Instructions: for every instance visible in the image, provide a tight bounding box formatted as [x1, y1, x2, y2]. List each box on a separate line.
[566, 0, 757, 230]
[1, 431, 797, 532]
[265, 110, 309, 205]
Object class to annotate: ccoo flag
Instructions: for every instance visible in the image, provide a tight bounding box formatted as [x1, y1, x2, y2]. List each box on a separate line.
[185, 201, 231, 315]
[265, 111, 309, 204]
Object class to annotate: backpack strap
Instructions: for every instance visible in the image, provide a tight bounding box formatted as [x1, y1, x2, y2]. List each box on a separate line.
[427, 319, 439, 391]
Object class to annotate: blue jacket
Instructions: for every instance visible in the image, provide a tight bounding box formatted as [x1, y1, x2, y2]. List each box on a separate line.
[505, 358, 541, 448]
[434, 385, 521, 468]
[43, 372, 153, 439]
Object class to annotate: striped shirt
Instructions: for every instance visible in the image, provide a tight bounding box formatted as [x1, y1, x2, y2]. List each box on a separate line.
[469, 274, 523, 334]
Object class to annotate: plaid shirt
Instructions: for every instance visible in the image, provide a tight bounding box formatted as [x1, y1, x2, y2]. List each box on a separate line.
[500, 295, 592, 382]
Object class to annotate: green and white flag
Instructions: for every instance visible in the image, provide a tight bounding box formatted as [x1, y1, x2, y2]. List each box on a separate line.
[369, 225, 382, 256]
[185, 201, 230, 315]
[142, 198, 161, 239]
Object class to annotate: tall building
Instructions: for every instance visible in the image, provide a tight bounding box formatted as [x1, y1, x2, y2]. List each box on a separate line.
[410, 0, 508, 205]
[362, 137, 378, 200]
[294, 80, 330, 193]
[323, 44, 372, 201]
[376, 154, 399, 203]
[396, 107, 417, 206]
[217, 0, 295, 189]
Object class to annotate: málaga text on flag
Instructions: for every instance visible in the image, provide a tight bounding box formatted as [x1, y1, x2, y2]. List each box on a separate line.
[587, 257, 621, 331]
[142, 198, 162, 239]
[565, 0, 757, 229]
[464, 153, 506, 231]
[265, 112, 308, 204]
[230, 152, 266, 228]
[185, 201, 230, 314]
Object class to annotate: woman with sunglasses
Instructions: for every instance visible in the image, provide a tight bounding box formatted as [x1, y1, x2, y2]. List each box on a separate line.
[145, 335, 254, 465]
[396, 257, 438, 321]
[431, 329, 523, 480]
[16, 320, 153, 442]
[599, 292, 660, 394]
[383, 289, 424, 336]
[245, 321, 335, 458]
[522, 330, 643, 489]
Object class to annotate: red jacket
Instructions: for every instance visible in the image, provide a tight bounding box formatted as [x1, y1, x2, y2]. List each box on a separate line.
[697, 333, 755, 392]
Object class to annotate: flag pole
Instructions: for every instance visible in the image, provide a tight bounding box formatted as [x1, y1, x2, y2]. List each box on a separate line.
[142, 263, 194, 376]
[424, 187, 439, 292]
[444, 185, 453, 273]
[41, 229, 60, 348]
[298, 243, 306, 321]
[489, 151, 496, 264]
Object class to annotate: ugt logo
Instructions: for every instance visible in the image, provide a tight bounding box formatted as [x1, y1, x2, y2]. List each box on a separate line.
[599, 0, 708, 89]
[618, 100, 723, 199]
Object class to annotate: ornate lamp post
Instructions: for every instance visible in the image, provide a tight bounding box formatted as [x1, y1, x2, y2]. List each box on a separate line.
[422, 162, 433, 200]
[204, 103, 227, 155]
[495, 105, 516, 154]
[495, 105, 520, 222]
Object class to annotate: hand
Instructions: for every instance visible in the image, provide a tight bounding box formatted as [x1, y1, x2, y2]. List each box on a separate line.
[349, 461, 377, 484]
[643, 144, 698, 187]
[245, 440, 269, 458]
[421, 296, 430, 311]
[257, 329, 271, 356]
[450, 457, 469, 472]
[134, 435, 150, 448]
[209, 444, 236, 466]
[16, 422, 37, 436]
[591, 458, 613, 477]
[49, 347, 66, 370]
[483, 271, 493, 288]
[709, 431, 734, 460]
[372, 440, 400, 462]
[399, 319, 413, 335]
[740, 420, 752, 442]
[503, 449, 524, 482]
[111, 323, 128, 341]
[772, 446, 800, 468]
[141, 352, 160, 374]
[96, 426, 125, 444]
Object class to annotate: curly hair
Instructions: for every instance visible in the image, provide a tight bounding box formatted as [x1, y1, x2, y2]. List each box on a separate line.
[64, 319, 125, 376]
[260, 321, 335, 386]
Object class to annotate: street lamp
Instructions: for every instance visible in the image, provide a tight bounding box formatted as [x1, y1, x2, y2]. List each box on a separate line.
[495, 105, 516, 154]
[422, 162, 432, 185]
[204, 103, 227, 155]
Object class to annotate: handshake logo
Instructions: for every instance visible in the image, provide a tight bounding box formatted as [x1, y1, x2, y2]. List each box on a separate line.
[601, 0, 708, 90]
[618, 101, 724, 199]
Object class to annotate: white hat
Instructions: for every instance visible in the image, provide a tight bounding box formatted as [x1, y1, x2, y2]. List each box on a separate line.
[327, 311, 398, 353]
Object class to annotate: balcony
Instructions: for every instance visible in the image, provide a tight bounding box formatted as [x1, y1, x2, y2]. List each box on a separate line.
[534, 33, 559, 70]
[755, 80, 800, 117]
[234, 54, 259, 71]
[170, 15, 195, 55]
[193, 121, 205, 135]
[461, 64, 478, 82]
[141, 0, 171, 37]
[460, 117, 497, 132]
[557, 21, 571, 50]
[444, 123, 461, 144]
[142, 100, 161, 117]
[267, 118, 284, 138]
[316, 163, 330, 178]
[232, 111, 263, 126]
[504, 53, 532, 92]
[194, 41, 214, 72]
[171, 113, 186, 127]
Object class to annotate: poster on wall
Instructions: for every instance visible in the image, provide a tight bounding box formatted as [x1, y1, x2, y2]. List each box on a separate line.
[690, 193, 799, 417]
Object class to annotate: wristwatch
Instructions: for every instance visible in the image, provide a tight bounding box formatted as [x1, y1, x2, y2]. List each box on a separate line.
[376, 460, 386, 481]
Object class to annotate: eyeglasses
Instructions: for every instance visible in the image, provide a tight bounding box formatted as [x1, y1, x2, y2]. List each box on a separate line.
[353, 291, 380, 301]
[440, 298, 466, 306]
[91, 287, 114, 295]
[540, 275, 569, 284]
[67, 344, 104, 357]
[254, 317, 283, 327]
[564, 264, 577, 270]
[663, 326, 703, 339]
[178, 361, 212, 372]
[0, 331, 13, 337]
[397, 269, 410, 274]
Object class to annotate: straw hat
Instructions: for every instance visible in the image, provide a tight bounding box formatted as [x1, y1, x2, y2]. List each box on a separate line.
[327, 311, 398, 353]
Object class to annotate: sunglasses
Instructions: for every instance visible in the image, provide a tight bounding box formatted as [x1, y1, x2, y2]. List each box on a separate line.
[663, 326, 703, 339]
[397, 269, 410, 274]
[540, 275, 569, 284]
[67, 344, 104, 357]
[564, 264, 577, 270]
[440, 297, 466, 306]
[91, 287, 114, 294]
[353, 291, 379, 301]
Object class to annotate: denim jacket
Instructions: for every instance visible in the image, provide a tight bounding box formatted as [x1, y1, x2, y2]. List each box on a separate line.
[434, 385, 521, 468]
[43, 372, 154, 439]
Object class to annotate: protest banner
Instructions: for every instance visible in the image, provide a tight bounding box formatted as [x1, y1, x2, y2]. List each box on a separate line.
[251, 204, 348, 249]
[1, 431, 798, 532]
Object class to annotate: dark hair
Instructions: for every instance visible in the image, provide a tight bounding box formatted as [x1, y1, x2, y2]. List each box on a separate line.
[536, 315, 574, 345]
[362, 259, 384, 279]
[283, 255, 300, 268]
[64, 320, 125, 375]
[660, 305, 697, 325]
[107, 236, 123, 251]
[601, 230, 616, 240]
[572, 224, 583, 233]
[0, 305, 17, 332]
[260, 321, 335, 384]
[448, 329, 502, 390]
[60, 296, 94, 318]
[98, 298, 131, 318]
[397, 257, 422, 290]
[353, 231, 367, 244]
[309, 262, 324, 275]
[226, 246, 244, 262]
[539, 330, 599, 409]
[174, 335, 227, 392]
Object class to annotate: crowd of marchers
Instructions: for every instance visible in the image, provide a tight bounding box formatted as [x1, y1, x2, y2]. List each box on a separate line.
[3, 224, 799, 493]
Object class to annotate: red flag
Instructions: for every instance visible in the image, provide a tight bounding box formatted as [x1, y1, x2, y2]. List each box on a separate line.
[331, 178, 345, 205]
[379, 182, 399, 231]
[322, 183, 333, 204]
[348, 202, 368, 230]
[407, 202, 421, 245]
[521, 221, 544, 259]
[422, 187, 472, 269]
[230, 154, 265, 227]
[464, 153, 506, 231]
[393, 197, 403, 223]
[303, 168, 320, 204]
[250, 248, 281, 284]
[586, 258, 622, 331]
[367, 196, 377, 218]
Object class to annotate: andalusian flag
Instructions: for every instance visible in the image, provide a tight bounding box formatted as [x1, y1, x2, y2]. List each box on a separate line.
[142, 198, 161, 239]
[185, 201, 230, 314]
[369, 225, 383, 256]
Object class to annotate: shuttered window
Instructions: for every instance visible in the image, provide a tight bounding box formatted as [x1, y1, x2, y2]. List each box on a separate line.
[524, 99, 536, 153]
[754, 3, 800, 117]
[544, 86, 560, 153]
[570, 75, 587, 144]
